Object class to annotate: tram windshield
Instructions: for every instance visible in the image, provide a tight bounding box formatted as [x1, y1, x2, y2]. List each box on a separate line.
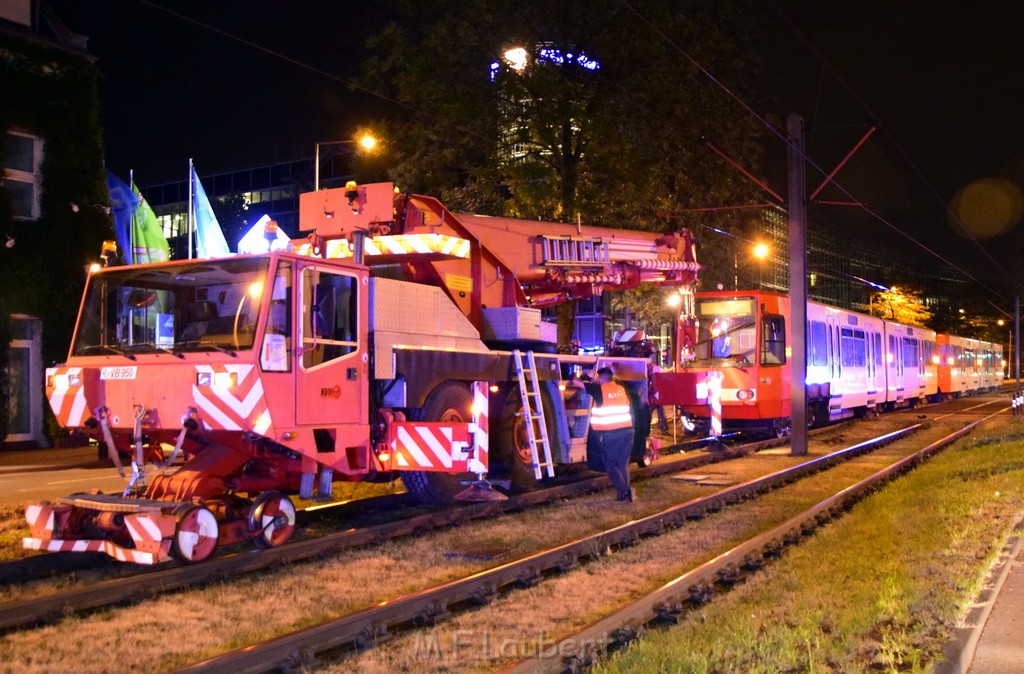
[72, 257, 270, 356]
[692, 297, 758, 365]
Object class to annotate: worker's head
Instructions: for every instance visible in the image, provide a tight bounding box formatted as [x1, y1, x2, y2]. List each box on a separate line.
[597, 367, 614, 383]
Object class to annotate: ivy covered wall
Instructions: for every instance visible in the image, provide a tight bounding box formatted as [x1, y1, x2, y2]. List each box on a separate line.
[1, 27, 111, 443]
[0, 30, 112, 365]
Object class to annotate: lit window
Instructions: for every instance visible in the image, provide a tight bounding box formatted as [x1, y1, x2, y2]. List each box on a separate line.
[2, 130, 43, 220]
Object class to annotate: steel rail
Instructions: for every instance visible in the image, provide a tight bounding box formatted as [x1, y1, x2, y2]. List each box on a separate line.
[172, 425, 922, 674]
[0, 433, 780, 632]
[505, 414, 1000, 673]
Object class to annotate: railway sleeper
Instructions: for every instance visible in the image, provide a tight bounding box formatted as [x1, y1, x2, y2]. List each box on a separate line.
[352, 624, 391, 651]
[653, 602, 684, 625]
[687, 583, 715, 605]
[741, 553, 765, 572]
[468, 582, 499, 606]
[763, 539, 784, 558]
[716, 564, 742, 586]
[278, 647, 317, 674]
[516, 566, 542, 588]
[609, 624, 642, 648]
[414, 600, 451, 627]
[555, 552, 579, 573]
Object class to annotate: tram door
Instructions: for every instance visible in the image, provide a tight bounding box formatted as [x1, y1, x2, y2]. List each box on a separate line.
[888, 333, 905, 403]
[866, 330, 880, 398]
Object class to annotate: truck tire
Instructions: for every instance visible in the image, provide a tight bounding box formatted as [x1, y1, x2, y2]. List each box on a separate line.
[490, 383, 558, 491]
[400, 382, 477, 506]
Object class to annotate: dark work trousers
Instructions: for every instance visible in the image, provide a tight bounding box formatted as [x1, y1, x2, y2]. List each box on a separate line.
[591, 426, 635, 499]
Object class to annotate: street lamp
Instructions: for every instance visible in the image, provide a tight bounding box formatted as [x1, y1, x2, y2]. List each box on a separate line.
[752, 242, 770, 289]
[314, 131, 379, 191]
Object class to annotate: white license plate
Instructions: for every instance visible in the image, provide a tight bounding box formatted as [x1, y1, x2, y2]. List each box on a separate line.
[100, 366, 138, 380]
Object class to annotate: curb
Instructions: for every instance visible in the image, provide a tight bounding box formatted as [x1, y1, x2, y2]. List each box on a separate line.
[935, 518, 1024, 674]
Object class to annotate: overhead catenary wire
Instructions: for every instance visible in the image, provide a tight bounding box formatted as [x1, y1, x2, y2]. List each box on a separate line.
[763, 0, 1023, 299]
[619, 0, 1009, 300]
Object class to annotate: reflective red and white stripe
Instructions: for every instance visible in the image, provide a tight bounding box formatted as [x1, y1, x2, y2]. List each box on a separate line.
[46, 366, 88, 427]
[192, 364, 273, 434]
[296, 233, 471, 260]
[468, 381, 489, 475]
[364, 233, 470, 258]
[390, 423, 474, 471]
[614, 329, 645, 343]
[707, 371, 724, 437]
[23, 503, 174, 565]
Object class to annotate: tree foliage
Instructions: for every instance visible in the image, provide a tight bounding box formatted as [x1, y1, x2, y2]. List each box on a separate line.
[863, 287, 932, 327]
[362, 0, 767, 226]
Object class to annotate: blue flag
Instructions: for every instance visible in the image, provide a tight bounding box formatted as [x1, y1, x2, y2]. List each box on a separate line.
[106, 171, 137, 263]
[191, 165, 230, 259]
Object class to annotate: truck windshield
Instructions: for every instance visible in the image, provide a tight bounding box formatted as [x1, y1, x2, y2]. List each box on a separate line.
[72, 257, 271, 356]
[691, 297, 758, 365]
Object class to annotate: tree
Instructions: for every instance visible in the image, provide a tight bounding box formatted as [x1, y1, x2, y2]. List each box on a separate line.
[362, 1, 766, 343]
[864, 287, 932, 327]
[362, 0, 766, 221]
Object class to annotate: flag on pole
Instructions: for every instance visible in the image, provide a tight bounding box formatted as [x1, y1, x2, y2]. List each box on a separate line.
[106, 171, 136, 263]
[131, 182, 171, 264]
[191, 163, 231, 259]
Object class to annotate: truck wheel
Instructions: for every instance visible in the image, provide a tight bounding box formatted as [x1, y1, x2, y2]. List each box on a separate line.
[171, 505, 219, 563]
[247, 491, 296, 548]
[400, 382, 477, 506]
[491, 384, 557, 491]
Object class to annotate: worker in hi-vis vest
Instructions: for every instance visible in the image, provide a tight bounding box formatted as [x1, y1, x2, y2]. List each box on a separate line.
[572, 366, 636, 502]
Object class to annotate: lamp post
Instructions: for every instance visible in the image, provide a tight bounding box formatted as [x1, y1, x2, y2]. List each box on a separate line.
[314, 132, 379, 191]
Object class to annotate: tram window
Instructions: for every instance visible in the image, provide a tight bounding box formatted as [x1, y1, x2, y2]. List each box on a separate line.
[809, 320, 827, 366]
[761, 314, 786, 365]
[902, 338, 919, 368]
[889, 335, 897, 366]
[841, 328, 866, 367]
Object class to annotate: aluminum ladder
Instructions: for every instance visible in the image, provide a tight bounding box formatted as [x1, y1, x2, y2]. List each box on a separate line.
[512, 349, 556, 479]
[539, 235, 610, 267]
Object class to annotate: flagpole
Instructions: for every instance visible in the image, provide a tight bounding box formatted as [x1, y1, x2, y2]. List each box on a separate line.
[187, 158, 195, 260]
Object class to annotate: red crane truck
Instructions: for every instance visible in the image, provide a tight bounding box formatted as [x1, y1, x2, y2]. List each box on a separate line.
[26, 182, 700, 564]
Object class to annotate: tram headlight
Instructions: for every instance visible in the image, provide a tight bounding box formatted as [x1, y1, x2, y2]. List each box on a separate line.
[736, 388, 755, 402]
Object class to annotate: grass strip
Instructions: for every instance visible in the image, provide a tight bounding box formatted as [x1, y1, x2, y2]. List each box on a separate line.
[600, 419, 1024, 673]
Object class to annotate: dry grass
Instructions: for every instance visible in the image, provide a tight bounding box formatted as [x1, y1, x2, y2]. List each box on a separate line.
[309, 420, 963, 672]
[0, 506, 28, 562]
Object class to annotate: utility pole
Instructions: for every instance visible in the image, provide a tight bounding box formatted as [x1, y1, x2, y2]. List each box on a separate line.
[1016, 296, 1020, 395]
[788, 114, 808, 456]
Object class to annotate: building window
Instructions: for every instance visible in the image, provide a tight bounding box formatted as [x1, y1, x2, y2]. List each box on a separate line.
[3, 130, 43, 220]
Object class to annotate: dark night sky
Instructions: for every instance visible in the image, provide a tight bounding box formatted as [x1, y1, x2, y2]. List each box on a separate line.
[45, 1, 1024, 299]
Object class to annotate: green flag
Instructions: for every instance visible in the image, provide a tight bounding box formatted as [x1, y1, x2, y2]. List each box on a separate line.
[131, 182, 170, 264]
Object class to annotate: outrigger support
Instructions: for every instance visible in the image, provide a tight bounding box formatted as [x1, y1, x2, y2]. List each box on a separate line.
[95, 406, 125, 477]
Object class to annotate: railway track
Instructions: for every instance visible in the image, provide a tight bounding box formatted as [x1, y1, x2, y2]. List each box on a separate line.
[170, 422, 935, 673]
[1, 395, 1006, 634]
[0, 433, 783, 631]
[504, 411, 1004, 673]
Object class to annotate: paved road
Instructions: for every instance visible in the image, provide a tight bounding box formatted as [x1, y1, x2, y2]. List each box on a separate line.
[0, 445, 129, 507]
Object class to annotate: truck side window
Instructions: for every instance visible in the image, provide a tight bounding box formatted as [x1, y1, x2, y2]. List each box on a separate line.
[302, 268, 358, 369]
[261, 261, 292, 372]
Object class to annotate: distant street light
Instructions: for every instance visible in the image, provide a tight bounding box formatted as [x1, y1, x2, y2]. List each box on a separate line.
[752, 242, 770, 289]
[315, 131, 380, 191]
